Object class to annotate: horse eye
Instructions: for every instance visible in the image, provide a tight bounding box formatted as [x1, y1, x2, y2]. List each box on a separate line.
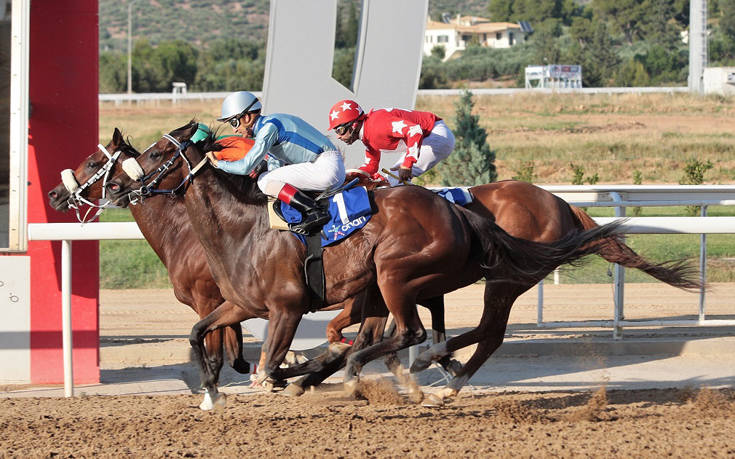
[86, 161, 98, 169]
[150, 149, 161, 159]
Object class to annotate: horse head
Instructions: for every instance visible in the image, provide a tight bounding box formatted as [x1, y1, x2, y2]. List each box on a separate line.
[47, 128, 140, 219]
[106, 120, 213, 204]
[107, 120, 263, 207]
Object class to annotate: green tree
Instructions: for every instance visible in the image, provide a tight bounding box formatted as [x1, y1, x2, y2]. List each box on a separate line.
[615, 58, 650, 86]
[565, 19, 620, 86]
[430, 45, 446, 60]
[593, 0, 649, 44]
[440, 91, 497, 186]
[488, 0, 514, 21]
[335, 1, 359, 49]
[99, 52, 127, 92]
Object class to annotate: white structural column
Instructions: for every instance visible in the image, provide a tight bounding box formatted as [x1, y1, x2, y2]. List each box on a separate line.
[0, 256, 30, 383]
[263, 0, 428, 170]
[689, 0, 708, 93]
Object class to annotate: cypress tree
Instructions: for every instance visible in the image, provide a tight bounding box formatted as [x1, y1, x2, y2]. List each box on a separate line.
[440, 90, 497, 186]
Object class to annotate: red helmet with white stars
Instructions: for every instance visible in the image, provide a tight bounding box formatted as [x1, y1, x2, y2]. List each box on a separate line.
[328, 99, 364, 130]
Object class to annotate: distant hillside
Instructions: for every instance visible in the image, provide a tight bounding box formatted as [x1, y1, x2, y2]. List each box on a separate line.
[99, 0, 492, 52]
[99, 0, 270, 52]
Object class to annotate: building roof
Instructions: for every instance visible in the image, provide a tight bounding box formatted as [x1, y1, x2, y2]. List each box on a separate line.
[426, 18, 522, 33]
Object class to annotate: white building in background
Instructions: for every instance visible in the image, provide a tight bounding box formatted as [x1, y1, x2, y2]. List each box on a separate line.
[525, 65, 583, 89]
[423, 15, 528, 61]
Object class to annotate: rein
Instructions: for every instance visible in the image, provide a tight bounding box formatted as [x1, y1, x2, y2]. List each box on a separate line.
[125, 133, 209, 204]
[60, 144, 122, 223]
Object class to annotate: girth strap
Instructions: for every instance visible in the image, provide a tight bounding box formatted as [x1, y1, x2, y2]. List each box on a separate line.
[303, 232, 326, 312]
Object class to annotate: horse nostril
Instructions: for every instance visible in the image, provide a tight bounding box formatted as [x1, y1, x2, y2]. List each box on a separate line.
[48, 190, 58, 199]
[109, 183, 121, 192]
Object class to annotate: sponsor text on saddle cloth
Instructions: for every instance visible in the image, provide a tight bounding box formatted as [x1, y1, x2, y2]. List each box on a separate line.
[278, 186, 373, 246]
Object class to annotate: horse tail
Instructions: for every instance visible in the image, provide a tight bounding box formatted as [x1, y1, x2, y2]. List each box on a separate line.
[569, 205, 702, 291]
[458, 207, 624, 285]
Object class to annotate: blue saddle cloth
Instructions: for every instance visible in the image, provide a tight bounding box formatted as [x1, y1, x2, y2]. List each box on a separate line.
[431, 187, 473, 206]
[279, 186, 373, 247]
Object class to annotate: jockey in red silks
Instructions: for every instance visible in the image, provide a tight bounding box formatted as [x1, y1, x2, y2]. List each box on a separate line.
[327, 100, 455, 185]
[207, 91, 346, 235]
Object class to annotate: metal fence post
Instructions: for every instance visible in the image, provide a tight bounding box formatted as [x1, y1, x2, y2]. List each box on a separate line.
[610, 192, 626, 340]
[61, 239, 74, 397]
[537, 279, 544, 326]
[699, 205, 708, 321]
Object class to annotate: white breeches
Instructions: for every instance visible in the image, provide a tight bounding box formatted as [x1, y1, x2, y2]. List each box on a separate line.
[388, 120, 455, 185]
[257, 150, 346, 196]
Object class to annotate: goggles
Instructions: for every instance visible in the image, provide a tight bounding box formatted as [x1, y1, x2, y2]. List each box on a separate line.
[227, 99, 259, 130]
[229, 116, 242, 129]
[335, 122, 352, 136]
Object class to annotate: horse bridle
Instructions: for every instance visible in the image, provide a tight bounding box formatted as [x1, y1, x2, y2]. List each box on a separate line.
[59, 144, 123, 223]
[123, 133, 209, 204]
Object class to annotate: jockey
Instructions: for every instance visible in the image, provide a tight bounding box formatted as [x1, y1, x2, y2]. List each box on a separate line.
[328, 100, 455, 185]
[207, 91, 346, 235]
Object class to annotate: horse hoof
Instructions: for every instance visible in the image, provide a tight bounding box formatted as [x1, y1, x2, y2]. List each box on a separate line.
[213, 393, 227, 409]
[421, 393, 444, 408]
[199, 392, 214, 411]
[446, 359, 463, 377]
[261, 379, 275, 392]
[409, 357, 432, 374]
[199, 392, 226, 411]
[344, 379, 358, 398]
[282, 384, 305, 397]
[408, 388, 425, 404]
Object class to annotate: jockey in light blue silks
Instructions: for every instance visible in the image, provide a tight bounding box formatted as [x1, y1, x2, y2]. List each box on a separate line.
[206, 91, 346, 235]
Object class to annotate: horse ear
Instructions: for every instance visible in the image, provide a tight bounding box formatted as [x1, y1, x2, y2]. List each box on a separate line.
[112, 128, 123, 144]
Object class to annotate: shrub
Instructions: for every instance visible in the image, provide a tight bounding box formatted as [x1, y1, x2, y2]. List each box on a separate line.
[440, 91, 497, 186]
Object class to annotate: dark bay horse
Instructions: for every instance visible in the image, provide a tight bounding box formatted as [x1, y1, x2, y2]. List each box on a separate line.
[47, 129, 251, 410]
[104, 121, 627, 405]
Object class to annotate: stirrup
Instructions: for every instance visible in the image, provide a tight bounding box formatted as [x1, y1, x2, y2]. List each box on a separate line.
[288, 212, 330, 235]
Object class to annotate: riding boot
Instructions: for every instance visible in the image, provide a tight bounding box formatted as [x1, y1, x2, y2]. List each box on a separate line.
[278, 184, 330, 235]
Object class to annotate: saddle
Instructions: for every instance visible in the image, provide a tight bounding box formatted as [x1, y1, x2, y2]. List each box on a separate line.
[270, 179, 375, 311]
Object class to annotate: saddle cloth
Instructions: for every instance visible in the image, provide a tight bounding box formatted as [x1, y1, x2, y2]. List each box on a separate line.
[276, 186, 373, 247]
[431, 187, 473, 206]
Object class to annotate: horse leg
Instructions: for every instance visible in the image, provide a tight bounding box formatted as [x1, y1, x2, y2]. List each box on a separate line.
[189, 301, 251, 410]
[279, 296, 367, 395]
[190, 295, 227, 411]
[422, 289, 518, 407]
[410, 285, 517, 374]
[421, 296, 462, 376]
[223, 321, 251, 374]
[258, 308, 303, 387]
[344, 285, 426, 397]
[283, 293, 381, 396]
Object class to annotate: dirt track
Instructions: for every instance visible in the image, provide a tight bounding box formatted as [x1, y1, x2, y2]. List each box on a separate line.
[2, 284, 734, 457]
[1, 387, 734, 457]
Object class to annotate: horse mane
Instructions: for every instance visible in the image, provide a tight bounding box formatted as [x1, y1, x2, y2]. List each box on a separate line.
[195, 126, 268, 206]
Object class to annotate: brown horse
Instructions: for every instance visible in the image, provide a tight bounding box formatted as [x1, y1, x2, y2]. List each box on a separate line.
[287, 179, 701, 397]
[104, 121, 628, 406]
[47, 129, 251, 410]
[47, 129, 452, 399]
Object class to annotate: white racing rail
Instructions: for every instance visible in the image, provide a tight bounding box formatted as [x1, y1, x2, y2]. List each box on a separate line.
[28, 185, 735, 397]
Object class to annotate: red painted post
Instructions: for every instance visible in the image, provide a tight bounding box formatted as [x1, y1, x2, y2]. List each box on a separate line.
[27, 1, 100, 384]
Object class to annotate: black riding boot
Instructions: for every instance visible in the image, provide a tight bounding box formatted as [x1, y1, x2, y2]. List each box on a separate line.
[286, 190, 330, 235]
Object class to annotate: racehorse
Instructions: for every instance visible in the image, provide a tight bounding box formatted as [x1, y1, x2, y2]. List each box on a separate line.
[103, 121, 628, 406]
[285, 178, 701, 398]
[47, 129, 453, 402]
[47, 129, 252, 410]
